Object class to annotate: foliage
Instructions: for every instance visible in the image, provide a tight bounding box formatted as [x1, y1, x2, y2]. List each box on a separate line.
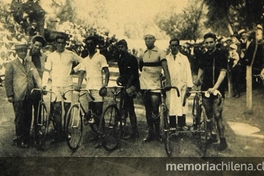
[204, 0, 264, 33]
[154, 0, 206, 41]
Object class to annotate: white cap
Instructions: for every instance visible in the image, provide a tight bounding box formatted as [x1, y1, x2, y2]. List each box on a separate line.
[144, 29, 156, 38]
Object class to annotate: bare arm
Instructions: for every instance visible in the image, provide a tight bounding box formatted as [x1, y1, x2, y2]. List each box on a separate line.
[76, 70, 85, 89]
[161, 60, 171, 87]
[208, 69, 226, 93]
[102, 67, 110, 87]
[194, 68, 204, 86]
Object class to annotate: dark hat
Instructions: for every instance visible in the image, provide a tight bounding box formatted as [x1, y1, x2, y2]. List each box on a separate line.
[31, 35, 46, 47]
[238, 29, 246, 35]
[116, 39, 128, 48]
[203, 32, 217, 40]
[14, 43, 28, 50]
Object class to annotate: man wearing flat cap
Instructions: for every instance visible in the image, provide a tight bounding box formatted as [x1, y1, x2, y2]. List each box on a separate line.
[28, 35, 47, 78]
[5, 43, 42, 148]
[116, 39, 140, 139]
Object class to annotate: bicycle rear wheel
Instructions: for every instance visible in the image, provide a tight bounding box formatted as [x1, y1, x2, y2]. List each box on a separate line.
[198, 106, 208, 157]
[66, 104, 83, 151]
[101, 105, 121, 152]
[34, 102, 49, 149]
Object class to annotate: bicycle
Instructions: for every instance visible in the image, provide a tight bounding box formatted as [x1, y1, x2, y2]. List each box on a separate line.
[63, 89, 102, 151]
[100, 86, 126, 152]
[190, 90, 222, 157]
[30, 88, 57, 150]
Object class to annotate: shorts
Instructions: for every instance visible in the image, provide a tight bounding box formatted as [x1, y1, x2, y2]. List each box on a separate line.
[90, 89, 103, 102]
[52, 85, 73, 103]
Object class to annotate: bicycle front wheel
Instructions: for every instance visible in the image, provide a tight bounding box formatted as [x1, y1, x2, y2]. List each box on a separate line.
[199, 106, 208, 157]
[101, 105, 121, 152]
[161, 104, 173, 157]
[66, 104, 83, 151]
[34, 103, 49, 149]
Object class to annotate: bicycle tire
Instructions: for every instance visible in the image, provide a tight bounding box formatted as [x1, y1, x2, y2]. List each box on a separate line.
[34, 102, 49, 149]
[199, 106, 208, 157]
[161, 104, 173, 157]
[101, 105, 121, 152]
[65, 104, 83, 151]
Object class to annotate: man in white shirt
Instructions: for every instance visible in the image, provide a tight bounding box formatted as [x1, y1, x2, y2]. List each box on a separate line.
[166, 38, 193, 131]
[42, 35, 83, 143]
[74, 36, 109, 147]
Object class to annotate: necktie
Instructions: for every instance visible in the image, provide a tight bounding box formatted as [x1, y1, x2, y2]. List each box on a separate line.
[22, 60, 27, 71]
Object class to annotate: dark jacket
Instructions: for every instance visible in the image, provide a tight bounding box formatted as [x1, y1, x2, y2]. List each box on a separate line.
[117, 52, 140, 90]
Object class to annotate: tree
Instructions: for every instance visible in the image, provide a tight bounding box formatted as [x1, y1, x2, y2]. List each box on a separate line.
[204, 0, 264, 34]
[154, 0, 206, 41]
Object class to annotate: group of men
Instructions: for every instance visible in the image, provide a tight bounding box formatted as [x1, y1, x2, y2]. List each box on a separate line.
[4, 30, 227, 151]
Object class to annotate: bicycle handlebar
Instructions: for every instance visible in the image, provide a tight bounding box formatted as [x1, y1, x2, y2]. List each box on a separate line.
[30, 88, 57, 102]
[62, 89, 95, 101]
[189, 90, 222, 98]
[144, 86, 180, 97]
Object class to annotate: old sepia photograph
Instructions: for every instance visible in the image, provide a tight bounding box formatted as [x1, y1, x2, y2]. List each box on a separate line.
[0, 0, 264, 175]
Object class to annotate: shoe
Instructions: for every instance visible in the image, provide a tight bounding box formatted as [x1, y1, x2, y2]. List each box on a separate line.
[234, 94, 240, 98]
[17, 141, 29, 148]
[50, 135, 64, 145]
[155, 133, 163, 142]
[124, 132, 139, 140]
[13, 137, 18, 143]
[207, 134, 218, 143]
[84, 118, 89, 126]
[219, 138, 227, 151]
[190, 125, 197, 131]
[143, 133, 152, 142]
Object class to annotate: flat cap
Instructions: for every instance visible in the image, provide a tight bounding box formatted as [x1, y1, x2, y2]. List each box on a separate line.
[31, 35, 46, 47]
[14, 43, 28, 50]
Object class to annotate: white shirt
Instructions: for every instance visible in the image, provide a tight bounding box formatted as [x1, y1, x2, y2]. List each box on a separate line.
[166, 52, 193, 116]
[43, 49, 82, 87]
[74, 52, 108, 90]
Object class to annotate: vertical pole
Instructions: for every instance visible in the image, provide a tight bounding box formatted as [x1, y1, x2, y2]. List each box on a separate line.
[246, 66, 253, 113]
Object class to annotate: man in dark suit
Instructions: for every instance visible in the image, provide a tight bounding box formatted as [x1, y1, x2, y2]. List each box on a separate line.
[4, 43, 42, 148]
[116, 39, 140, 139]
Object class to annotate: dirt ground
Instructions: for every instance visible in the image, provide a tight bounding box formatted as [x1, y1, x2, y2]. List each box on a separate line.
[1, 84, 264, 175]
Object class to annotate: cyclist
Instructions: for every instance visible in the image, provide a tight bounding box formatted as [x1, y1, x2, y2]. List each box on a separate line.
[42, 35, 83, 144]
[139, 31, 171, 142]
[73, 36, 110, 148]
[116, 39, 140, 140]
[165, 38, 193, 131]
[195, 32, 228, 151]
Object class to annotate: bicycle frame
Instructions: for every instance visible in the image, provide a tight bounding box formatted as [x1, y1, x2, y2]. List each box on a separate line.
[30, 88, 57, 149]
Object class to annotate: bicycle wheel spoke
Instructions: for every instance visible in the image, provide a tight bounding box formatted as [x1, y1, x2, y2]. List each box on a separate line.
[66, 105, 83, 151]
